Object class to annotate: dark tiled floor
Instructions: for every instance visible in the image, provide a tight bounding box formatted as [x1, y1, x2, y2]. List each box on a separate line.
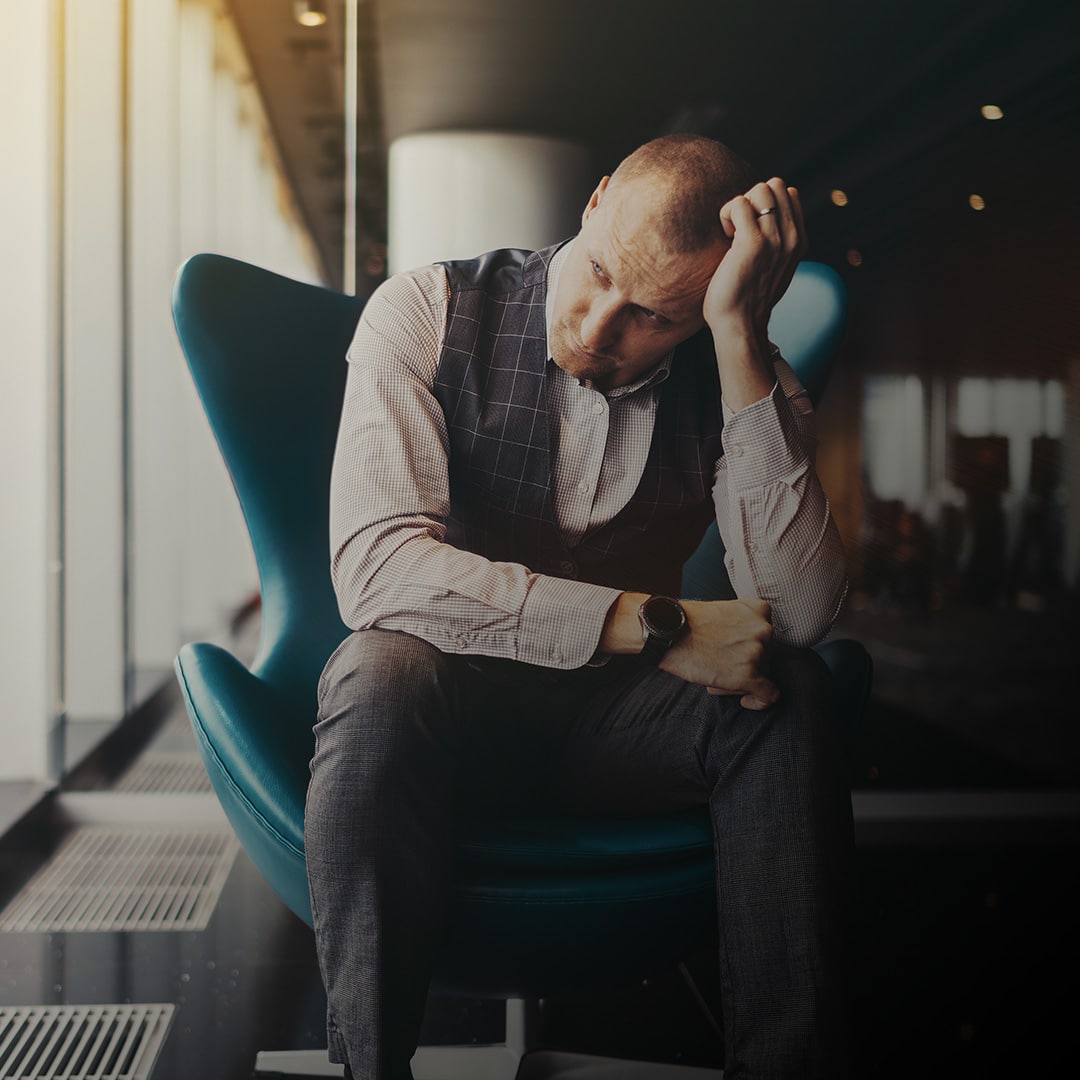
[1, 698, 1077, 1078]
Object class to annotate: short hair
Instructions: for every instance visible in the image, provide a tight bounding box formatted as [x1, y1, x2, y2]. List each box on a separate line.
[608, 134, 758, 252]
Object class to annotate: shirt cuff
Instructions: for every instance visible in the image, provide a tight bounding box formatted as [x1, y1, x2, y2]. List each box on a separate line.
[517, 575, 622, 669]
[721, 381, 805, 488]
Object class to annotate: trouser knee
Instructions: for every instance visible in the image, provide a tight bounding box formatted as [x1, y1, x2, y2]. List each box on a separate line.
[307, 629, 460, 863]
[315, 628, 457, 745]
[700, 645, 844, 790]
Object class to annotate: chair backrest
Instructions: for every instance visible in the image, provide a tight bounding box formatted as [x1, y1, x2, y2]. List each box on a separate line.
[766, 260, 847, 404]
[173, 254, 845, 696]
[172, 254, 365, 701]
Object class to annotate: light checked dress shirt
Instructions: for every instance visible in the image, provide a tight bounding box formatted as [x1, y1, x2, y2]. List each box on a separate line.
[329, 240, 847, 669]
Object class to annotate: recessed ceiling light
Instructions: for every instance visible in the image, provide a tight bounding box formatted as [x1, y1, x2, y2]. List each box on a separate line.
[830, 189, 849, 207]
[969, 194, 987, 211]
[980, 104, 1004, 120]
[294, 1, 328, 28]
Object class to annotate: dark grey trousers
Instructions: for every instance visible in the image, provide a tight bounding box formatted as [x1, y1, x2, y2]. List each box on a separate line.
[305, 628, 854, 1080]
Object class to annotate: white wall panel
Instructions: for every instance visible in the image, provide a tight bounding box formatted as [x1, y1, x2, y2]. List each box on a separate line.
[0, 0, 61, 780]
[63, 0, 126, 723]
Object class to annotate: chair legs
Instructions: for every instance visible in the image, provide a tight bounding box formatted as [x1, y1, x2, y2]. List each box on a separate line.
[253, 1048, 343, 1075]
[252, 999, 723, 1079]
[252, 1039, 522, 1079]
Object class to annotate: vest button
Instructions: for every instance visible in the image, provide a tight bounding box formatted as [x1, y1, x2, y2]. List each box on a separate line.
[557, 559, 577, 577]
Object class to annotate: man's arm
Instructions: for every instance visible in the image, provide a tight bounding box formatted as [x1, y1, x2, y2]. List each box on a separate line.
[593, 180, 847, 708]
[330, 267, 622, 669]
[704, 179, 847, 647]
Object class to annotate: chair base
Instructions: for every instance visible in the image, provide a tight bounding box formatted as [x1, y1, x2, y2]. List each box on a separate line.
[253, 1046, 722, 1079]
[253, 998, 722, 1079]
[517, 1050, 722, 1078]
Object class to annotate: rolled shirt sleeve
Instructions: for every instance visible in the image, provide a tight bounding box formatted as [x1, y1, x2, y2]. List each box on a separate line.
[329, 267, 620, 669]
[713, 354, 848, 647]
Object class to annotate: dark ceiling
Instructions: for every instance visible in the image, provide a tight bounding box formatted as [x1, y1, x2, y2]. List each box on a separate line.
[229, 0, 1080, 296]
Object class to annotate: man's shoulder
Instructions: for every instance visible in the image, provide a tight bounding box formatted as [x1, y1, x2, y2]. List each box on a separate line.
[439, 242, 565, 297]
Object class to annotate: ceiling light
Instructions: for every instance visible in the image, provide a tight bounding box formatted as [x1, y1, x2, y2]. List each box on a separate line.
[969, 194, 986, 211]
[830, 189, 849, 207]
[980, 104, 1004, 120]
[294, 1, 328, 27]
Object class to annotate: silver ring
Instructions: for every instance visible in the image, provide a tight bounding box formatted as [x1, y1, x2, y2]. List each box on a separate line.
[757, 207, 777, 218]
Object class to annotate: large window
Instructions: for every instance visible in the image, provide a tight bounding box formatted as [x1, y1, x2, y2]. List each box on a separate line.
[1, 0, 323, 784]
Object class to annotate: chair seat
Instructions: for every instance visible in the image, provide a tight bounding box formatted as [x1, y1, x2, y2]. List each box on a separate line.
[457, 811, 712, 871]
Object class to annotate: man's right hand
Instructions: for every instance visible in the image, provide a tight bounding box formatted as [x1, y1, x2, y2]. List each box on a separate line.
[599, 593, 779, 710]
[660, 598, 779, 711]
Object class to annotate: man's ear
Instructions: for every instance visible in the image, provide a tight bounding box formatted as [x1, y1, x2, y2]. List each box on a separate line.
[581, 175, 611, 227]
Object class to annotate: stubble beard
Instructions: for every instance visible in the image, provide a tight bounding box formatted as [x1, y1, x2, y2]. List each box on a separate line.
[549, 319, 617, 387]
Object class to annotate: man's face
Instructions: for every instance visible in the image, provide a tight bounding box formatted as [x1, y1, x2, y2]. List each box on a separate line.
[549, 176, 726, 392]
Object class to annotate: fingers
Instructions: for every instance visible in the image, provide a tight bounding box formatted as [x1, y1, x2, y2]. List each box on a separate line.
[747, 178, 802, 254]
[721, 180, 802, 250]
[706, 678, 782, 711]
[711, 597, 777, 709]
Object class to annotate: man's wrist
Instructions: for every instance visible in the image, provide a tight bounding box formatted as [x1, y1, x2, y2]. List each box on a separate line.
[707, 316, 774, 413]
[597, 591, 651, 656]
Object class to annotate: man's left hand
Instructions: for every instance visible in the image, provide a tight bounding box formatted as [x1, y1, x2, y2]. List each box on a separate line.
[703, 177, 808, 343]
[701, 178, 808, 411]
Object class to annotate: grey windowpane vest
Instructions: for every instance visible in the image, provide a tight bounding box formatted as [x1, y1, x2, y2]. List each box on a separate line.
[433, 243, 724, 597]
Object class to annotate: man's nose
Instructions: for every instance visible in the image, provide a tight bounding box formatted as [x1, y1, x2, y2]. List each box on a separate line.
[580, 297, 620, 353]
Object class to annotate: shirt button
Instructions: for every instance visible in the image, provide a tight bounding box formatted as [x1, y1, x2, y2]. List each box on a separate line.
[730, 444, 743, 458]
[551, 647, 565, 664]
[577, 481, 591, 495]
[747, 541, 758, 553]
[593, 401, 605, 415]
[455, 635, 468, 649]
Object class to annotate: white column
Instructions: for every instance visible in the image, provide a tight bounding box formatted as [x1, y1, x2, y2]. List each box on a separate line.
[62, 0, 126, 724]
[388, 132, 595, 273]
[0, 0, 62, 780]
[128, 0, 184, 687]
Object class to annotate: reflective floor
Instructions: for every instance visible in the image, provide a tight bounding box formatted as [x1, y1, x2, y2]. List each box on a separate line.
[1, 702, 1076, 1079]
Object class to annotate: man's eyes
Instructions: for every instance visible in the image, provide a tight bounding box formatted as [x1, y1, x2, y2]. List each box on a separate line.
[589, 259, 667, 323]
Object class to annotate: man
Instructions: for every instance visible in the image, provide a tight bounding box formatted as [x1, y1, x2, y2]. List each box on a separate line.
[306, 134, 854, 1079]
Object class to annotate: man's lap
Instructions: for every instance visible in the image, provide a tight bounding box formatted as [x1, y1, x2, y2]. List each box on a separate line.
[316, 628, 829, 820]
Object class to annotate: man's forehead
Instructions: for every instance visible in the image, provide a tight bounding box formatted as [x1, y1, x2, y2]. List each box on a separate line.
[588, 207, 719, 318]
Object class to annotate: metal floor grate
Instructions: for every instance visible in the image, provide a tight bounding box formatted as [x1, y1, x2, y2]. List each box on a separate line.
[111, 756, 211, 794]
[0, 1003, 173, 1080]
[0, 827, 239, 933]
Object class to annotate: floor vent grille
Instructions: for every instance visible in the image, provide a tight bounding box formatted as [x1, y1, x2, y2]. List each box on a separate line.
[112, 756, 211, 794]
[0, 1003, 173, 1080]
[0, 827, 238, 933]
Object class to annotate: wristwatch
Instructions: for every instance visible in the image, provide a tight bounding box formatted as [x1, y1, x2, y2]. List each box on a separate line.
[637, 595, 688, 664]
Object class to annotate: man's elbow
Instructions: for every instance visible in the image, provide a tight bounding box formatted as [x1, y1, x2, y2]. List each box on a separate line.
[330, 549, 378, 631]
[775, 573, 848, 649]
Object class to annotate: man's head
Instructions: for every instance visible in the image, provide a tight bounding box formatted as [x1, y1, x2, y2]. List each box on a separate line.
[549, 134, 757, 391]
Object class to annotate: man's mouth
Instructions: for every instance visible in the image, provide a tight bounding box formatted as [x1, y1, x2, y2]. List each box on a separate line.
[572, 337, 613, 365]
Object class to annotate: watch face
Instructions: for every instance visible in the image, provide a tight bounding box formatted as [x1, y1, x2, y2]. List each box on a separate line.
[644, 596, 686, 636]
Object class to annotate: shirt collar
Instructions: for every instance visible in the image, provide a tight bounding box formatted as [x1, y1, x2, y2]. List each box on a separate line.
[544, 237, 673, 398]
